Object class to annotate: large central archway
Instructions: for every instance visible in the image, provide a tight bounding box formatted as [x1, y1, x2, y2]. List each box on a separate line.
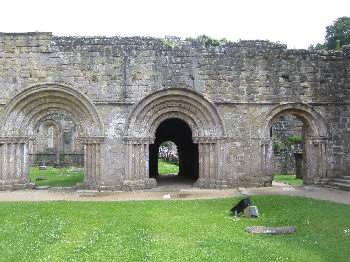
[0, 83, 105, 189]
[124, 88, 225, 189]
[149, 118, 199, 184]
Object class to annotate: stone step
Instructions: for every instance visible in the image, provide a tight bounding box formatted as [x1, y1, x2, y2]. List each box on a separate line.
[321, 184, 339, 189]
[331, 178, 350, 185]
[314, 179, 330, 186]
[327, 182, 350, 191]
[339, 176, 350, 180]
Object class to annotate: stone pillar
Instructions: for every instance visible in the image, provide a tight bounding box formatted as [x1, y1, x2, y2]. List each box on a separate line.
[0, 137, 32, 190]
[78, 137, 105, 189]
[294, 152, 304, 179]
[123, 137, 157, 190]
[261, 138, 273, 175]
[194, 137, 225, 188]
[257, 138, 274, 186]
[304, 137, 327, 184]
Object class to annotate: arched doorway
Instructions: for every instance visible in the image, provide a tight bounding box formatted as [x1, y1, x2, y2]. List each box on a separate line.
[0, 83, 105, 190]
[149, 118, 199, 185]
[261, 104, 328, 184]
[124, 88, 225, 189]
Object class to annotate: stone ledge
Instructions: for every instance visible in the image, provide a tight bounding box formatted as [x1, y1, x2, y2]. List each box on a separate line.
[0, 182, 34, 191]
[122, 178, 157, 191]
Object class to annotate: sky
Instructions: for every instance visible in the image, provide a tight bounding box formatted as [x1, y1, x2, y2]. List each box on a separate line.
[1, 0, 349, 49]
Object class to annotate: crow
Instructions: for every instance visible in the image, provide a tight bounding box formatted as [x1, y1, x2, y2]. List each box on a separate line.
[231, 197, 251, 216]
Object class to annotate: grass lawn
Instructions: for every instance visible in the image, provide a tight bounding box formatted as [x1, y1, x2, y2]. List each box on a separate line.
[158, 159, 179, 175]
[29, 167, 84, 187]
[274, 174, 304, 186]
[0, 196, 349, 261]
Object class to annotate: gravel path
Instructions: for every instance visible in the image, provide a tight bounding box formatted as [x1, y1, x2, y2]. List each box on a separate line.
[0, 182, 349, 204]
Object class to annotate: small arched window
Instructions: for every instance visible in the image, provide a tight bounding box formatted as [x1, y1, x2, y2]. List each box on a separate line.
[47, 126, 55, 149]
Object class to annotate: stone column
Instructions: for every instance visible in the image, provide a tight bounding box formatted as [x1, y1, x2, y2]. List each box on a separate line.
[78, 136, 105, 189]
[194, 137, 224, 188]
[304, 137, 327, 184]
[123, 137, 157, 190]
[294, 152, 304, 179]
[261, 138, 273, 176]
[0, 137, 32, 190]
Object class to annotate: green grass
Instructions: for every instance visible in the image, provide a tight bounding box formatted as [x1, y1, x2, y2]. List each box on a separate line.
[29, 167, 84, 187]
[158, 159, 179, 175]
[274, 174, 304, 186]
[0, 196, 349, 261]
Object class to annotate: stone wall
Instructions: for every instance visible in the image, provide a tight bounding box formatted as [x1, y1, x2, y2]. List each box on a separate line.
[0, 32, 349, 189]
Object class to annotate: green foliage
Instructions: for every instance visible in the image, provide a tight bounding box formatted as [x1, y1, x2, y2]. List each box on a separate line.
[193, 35, 229, 47]
[273, 174, 304, 186]
[161, 38, 177, 49]
[158, 160, 179, 175]
[287, 135, 303, 144]
[273, 135, 303, 154]
[273, 141, 285, 153]
[0, 196, 349, 261]
[309, 16, 350, 50]
[29, 167, 83, 187]
[325, 16, 350, 50]
[308, 43, 325, 51]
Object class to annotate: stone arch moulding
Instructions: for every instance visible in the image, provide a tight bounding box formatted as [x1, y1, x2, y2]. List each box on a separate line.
[0, 82, 106, 190]
[260, 103, 328, 185]
[123, 88, 227, 190]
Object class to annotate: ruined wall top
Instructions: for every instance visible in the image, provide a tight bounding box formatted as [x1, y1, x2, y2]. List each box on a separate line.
[2, 31, 349, 55]
[0, 32, 349, 105]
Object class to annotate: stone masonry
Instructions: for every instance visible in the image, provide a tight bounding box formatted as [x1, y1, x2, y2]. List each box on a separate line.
[0, 32, 349, 190]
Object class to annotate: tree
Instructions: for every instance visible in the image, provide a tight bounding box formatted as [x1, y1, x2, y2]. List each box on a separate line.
[325, 16, 350, 50]
[308, 43, 325, 51]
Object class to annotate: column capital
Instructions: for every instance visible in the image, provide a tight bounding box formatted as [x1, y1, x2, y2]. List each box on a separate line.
[77, 136, 106, 144]
[260, 137, 272, 146]
[193, 136, 224, 144]
[0, 136, 31, 144]
[123, 136, 155, 145]
[306, 136, 328, 146]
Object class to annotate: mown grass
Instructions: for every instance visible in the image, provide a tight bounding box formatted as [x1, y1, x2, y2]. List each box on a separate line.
[0, 196, 349, 261]
[29, 161, 180, 186]
[274, 174, 304, 186]
[158, 159, 179, 175]
[29, 167, 84, 187]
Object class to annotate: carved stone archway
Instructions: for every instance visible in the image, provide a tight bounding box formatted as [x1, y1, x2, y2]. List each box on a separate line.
[0, 83, 105, 189]
[124, 88, 226, 189]
[261, 103, 328, 184]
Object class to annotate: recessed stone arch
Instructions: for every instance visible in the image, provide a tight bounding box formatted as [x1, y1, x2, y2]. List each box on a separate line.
[260, 103, 328, 184]
[0, 83, 106, 189]
[123, 88, 226, 189]
[262, 103, 327, 138]
[125, 88, 225, 139]
[1, 83, 104, 136]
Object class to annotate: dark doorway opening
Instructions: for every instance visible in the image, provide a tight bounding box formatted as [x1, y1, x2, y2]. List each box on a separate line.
[270, 114, 305, 186]
[149, 118, 198, 185]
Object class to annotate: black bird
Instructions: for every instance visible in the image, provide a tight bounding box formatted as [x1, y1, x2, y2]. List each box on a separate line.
[231, 197, 251, 216]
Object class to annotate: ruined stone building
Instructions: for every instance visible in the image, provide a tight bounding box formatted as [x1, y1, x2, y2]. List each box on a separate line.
[0, 32, 349, 190]
[29, 113, 83, 166]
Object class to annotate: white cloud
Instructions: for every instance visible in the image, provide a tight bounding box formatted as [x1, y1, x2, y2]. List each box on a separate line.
[1, 0, 349, 48]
